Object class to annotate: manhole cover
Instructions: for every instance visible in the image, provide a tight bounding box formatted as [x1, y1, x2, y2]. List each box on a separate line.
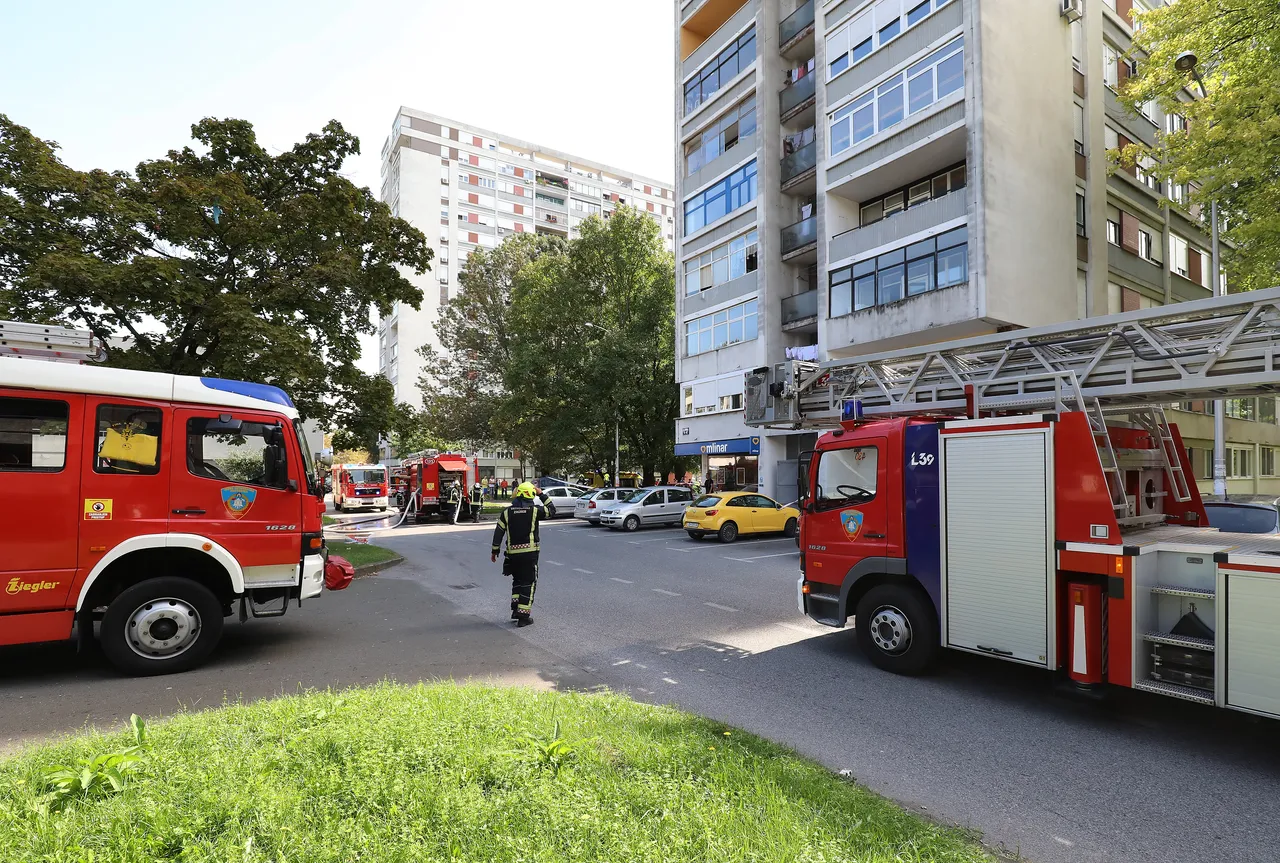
[449, 583, 477, 590]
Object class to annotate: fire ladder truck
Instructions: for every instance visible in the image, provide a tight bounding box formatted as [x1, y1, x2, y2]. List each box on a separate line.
[744, 288, 1280, 718]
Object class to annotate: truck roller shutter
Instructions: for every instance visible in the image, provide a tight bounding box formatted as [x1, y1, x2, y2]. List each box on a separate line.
[943, 429, 1051, 666]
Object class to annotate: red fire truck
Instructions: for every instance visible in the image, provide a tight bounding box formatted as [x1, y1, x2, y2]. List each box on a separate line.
[746, 289, 1280, 719]
[331, 462, 389, 512]
[0, 321, 345, 676]
[398, 450, 477, 522]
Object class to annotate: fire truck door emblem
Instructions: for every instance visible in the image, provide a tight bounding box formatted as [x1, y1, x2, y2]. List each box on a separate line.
[840, 510, 864, 540]
[220, 486, 258, 519]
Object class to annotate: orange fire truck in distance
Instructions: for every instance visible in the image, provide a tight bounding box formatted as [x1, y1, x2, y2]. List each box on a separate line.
[0, 321, 347, 676]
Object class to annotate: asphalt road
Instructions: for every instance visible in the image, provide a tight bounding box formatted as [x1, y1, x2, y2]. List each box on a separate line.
[4, 514, 1279, 863]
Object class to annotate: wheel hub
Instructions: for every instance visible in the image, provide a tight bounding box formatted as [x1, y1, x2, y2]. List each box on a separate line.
[126, 598, 202, 659]
[869, 605, 911, 654]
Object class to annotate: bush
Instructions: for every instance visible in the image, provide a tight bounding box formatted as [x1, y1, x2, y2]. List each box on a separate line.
[0, 684, 992, 862]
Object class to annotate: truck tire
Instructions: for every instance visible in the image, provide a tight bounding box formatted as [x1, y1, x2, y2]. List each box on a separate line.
[854, 584, 939, 675]
[718, 521, 739, 543]
[100, 577, 225, 676]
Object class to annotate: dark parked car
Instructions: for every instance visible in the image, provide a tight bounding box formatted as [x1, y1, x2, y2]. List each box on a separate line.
[1203, 499, 1280, 534]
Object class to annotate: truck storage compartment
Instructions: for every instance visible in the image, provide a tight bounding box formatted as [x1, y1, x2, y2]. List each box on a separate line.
[942, 427, 1051, 667]
[1225, 571, 1280, 718]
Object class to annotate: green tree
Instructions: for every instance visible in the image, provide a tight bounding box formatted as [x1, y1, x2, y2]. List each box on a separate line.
[0, 114, 431, 427]
[1120, 0, 1280, 291]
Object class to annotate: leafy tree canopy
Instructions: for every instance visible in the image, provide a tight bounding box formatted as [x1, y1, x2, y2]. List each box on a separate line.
[0, 114, 432, 428]
[1121, 0, 1280, 291]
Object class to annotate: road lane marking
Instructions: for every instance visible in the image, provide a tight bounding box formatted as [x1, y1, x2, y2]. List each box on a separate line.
[704, 602, 739, 613]
[652, 588, 681, 596]
[545, 560, 565, 566]
[610, 577, 633, 584]
[723, 551, 801, 562]
[662, 677, 679, 685]
[612, 659, 631, 666]
[663, 547, 693, 553]
[628, 537, 673, 544]
[573, 568, 595, 574]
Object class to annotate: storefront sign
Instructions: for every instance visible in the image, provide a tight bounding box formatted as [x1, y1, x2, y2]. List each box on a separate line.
[674, 437, 761, 456]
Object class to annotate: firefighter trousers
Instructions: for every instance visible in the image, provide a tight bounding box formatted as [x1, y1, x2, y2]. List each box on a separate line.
[507, 553, 538, 620]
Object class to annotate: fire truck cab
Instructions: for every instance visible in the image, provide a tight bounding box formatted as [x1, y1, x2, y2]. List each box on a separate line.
[0, 333, 336, 676]
[331, 462, 389, 512]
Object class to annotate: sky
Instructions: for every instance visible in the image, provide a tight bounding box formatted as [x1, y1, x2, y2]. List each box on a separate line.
[0, 0, 676, 370]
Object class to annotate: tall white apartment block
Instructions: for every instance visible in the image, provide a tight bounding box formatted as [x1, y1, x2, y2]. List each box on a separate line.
[378, 108, 675, 408]
[673, 0, 1263, 501]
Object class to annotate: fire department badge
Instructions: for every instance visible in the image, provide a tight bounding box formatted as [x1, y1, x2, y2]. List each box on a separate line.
[840, 510, 864, 540]
[220, 486, 258, 519]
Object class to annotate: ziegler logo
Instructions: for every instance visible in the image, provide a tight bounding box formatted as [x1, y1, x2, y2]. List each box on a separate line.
[6, 578, 60, 596]
[265, 525, 297, 531]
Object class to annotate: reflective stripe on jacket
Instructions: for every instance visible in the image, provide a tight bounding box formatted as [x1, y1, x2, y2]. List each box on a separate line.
[491, 498, 545, 556]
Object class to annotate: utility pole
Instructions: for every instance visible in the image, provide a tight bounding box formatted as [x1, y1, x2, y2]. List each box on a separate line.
[1175, 50, 1226, 498]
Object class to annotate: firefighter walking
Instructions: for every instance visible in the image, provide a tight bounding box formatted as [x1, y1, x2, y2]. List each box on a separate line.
[490, 482, 546, 627]
[469, 481, 484, 523]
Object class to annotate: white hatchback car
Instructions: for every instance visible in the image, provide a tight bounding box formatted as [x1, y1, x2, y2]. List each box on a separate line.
[574, 488, 633, 525]
[538, 485, 590, 518]
[598, 487, 694, 531]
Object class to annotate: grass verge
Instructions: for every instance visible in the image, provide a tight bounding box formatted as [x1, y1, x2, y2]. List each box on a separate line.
[321, 514, 337, 525]
[325, 541, 401, 568]
[0, 683, 993, 862]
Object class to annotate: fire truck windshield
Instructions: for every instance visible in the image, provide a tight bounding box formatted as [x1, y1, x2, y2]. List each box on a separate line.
[293, 420, 320, 495]
[349, 469, 386, 485]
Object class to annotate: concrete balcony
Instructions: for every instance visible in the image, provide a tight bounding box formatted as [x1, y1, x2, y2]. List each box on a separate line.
[780, 72, 815, 125]
[780, 288, 818, 332]
[780, 138, 817, 191]
[829, 191, 967, 265]
[827, 101, 965, 203]
[781, 216, 817, 262]
[778, 0, 814, 61]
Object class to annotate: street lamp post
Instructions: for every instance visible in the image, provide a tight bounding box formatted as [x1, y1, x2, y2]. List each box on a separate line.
[1175, 50, 1226, 498]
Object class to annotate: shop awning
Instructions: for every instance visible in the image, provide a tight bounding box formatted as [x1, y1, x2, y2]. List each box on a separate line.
[435, 455, 469, 473]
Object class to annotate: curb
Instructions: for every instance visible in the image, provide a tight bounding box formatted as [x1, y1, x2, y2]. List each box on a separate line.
[353, 555, 405, 578]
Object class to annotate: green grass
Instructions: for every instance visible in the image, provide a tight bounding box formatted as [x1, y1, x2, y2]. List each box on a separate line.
[325, 541, 401, 568]
[482, 500, 510, 513]
[0, 683, 993, 862]
[321, 514, 337, 525]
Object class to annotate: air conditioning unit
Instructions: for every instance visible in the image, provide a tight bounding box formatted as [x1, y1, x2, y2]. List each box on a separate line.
[1061, 0, 1082, 22]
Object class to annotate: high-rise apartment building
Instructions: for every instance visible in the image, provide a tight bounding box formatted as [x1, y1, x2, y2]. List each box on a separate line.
[675, 0, 1280, 500]
[378, 108, 675, 408]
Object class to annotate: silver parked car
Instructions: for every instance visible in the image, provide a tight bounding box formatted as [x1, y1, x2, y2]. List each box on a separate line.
[599, 486, 694, 531]
[574, 487, 633, 525]
[538, 484, 590, 518]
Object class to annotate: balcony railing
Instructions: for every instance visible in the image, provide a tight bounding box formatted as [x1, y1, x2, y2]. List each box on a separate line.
[781, 140, 817, 185]
[779, 0, 815, 50]
[780, 72, 815, 119]
[781, 288, 817, 326]
[781, 216, 817, 256]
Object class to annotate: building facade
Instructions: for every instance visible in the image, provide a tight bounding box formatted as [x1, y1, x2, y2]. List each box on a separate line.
[674, 0, 1272, 500]
[378, 108, 676, 409]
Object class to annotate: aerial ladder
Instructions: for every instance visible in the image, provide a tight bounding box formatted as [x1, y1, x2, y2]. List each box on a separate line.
[745, 286, 1280, 525]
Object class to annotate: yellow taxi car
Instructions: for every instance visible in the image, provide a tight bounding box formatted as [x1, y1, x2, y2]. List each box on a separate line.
[683, 491, 800, 543]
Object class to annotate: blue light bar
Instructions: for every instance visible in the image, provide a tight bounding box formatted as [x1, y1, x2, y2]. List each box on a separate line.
[841, 399, 863, 421]
[200, 377, 295, 408]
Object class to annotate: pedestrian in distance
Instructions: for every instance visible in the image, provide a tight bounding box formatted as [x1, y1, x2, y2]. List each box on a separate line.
[490, 482, 547, 627]
[704, 475, 715, 495]
[500, 478, 509, 499]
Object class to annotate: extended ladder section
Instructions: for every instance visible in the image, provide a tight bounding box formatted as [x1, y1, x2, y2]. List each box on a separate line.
[0, 320, 106, 363]
[745, 286, 1280, 429]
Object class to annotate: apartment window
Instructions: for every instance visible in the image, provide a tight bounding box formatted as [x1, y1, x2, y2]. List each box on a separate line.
[570, 199, 601, 216]
[439, 166, 450, 185]
[1228, 446, 1252, 479]
[827, 0, 955, 79]
[858, 164, 965, 228]
[1136, 156, 1162, 193]
[682, 376, 746, 417]
[438, 265, 449, 284]
[683, 159, 758, 236]
[536, 192, 565, 206]
[683, 230, 759, 295]
[1170, 182, 1188, 206]
[1141, 101, 1159, 126]
[685, 95, 757, 176]
[829, 227, 966, 316]
[476, 176, 496, 189]
[1138, 230, 1157, 262]
[829, 37, 963, 157]
[1076, 193, 1087, 237]
[1261, 397, 1277, 424]
[1166, 113, 1189, 135]
[685, 299, 759, 356]
[1103, 44, 1119, 89]
[1074, 103, 1085, 152]
[1263, 447, 1277, 478]
[684, 26, 757, 114]
[1170, 234, 1190, 277]
[1226, 398, 1256, 421]
[1107, 219, 1120, 245]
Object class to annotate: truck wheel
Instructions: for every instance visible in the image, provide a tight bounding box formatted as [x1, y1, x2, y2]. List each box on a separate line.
[623, 515, 640, 532]
[100, 577, 225, 676]
[718, 521, 739, 543]
[783, 518, 798, 538]
[854, 584, 939, 676]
